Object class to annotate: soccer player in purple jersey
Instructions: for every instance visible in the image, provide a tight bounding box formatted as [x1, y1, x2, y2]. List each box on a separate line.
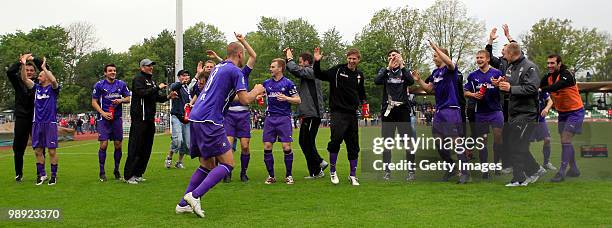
[207, 33, 257, 183]
[413, 40, 470, 184]
[21, 57, 60, 186]
[463, 50, 504, 179]
[262, 58, 301, 185]
[530, 91, 556, 171]
[177, 41, 265, 217]
[92, 64, 131, 182]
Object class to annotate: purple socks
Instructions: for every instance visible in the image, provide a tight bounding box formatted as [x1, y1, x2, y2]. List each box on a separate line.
[284, 150, 293, 177]
[349, 159, 358, 176]
[51, 164, 58, 178]
[192, 163, 233, 198]
[264, 150, 274, 177]
[240, 154, 250, 175]
[329, 152, 338, 173]
[36, 163, 46, 177]
[99, 149, 106, 174]
[114, 149, 122, 173]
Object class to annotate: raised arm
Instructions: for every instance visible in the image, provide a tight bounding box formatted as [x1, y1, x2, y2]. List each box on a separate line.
[41, 58, 58, 89]
[284, 48, 316, 80]
[235, 32, 256, 69]
[206, 50, 224, 63]
[502, 24, 515, 43]
[313, 47, 334, 82]
[429, 40, 454, 71]
[20, 55, 34, 89]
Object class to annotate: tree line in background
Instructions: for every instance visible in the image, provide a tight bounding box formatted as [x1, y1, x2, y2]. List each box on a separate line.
[0, 0, 609, 114]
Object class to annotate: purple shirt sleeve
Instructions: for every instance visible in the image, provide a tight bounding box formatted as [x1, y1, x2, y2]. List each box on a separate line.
[92, 82, 101, 99]
[234, 69, 247, 92]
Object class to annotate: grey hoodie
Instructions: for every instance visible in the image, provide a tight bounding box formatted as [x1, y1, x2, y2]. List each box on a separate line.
[286, 60, 325, 118]
[504, 55, 540, 123]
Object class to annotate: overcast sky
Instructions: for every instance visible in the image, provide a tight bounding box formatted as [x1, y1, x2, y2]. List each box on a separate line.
[1, 0, 610, 55]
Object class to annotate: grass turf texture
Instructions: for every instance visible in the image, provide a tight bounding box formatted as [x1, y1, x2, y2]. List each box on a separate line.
[1, 123, 611, 227]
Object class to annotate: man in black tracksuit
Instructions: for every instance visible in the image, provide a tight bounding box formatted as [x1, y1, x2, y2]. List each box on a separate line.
[485, 25, 518, 172]
[6, 53, 42, 182]
[124, 59, 177, 183]
[493, 43, 545, 187]
[284, 48, 328, 178]
[374, 50, 415, 181]
[313, 48, 366, 186]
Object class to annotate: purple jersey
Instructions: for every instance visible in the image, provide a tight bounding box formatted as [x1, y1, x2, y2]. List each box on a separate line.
[189, 60, 247, 125]
[33, 84, 60, 123]
[228, 66, 253, 107]
[426, 65, 460, 110]
[92, 79, 131, 119]
[263, 76, 298, 117]
[464, 68, 503, 113]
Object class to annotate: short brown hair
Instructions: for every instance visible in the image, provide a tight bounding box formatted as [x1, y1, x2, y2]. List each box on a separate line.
[346, 48, 361, 59]
[204, 60, 216, 65]
[272, 58, 286, 69]
[476, 50, 489, 58]
[547, 54, 562, 63]
[506, 43, 521, 56]
[226, 42, 244, 57]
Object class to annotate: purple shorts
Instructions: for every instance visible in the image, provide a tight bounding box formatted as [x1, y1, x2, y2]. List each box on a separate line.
[32, 122, 58, 149]
[189, 122, 231, 159]
[558, 108, 584, 134]
[97, 118, 123, 141]
[432, 108, 463, 137]
[224, 110, 251, 138]
[475, 111, 504, 134]
[530, 120, 551, 141]
[262, 115, 293, 143]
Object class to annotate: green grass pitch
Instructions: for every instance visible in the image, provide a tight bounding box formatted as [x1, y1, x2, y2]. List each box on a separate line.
[1, 123, 611, 227]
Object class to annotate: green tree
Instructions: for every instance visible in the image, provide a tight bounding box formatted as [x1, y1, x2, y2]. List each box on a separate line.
[425, 0, 485, 68]
[183, 22, 226, 76]
[0, 25, 71, 110]
[522, 18, 609, 75]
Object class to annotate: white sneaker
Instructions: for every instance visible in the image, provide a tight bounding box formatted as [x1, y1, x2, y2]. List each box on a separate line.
[135, 177, 147, 182]
[543, 163, 557, 170]
[505, 181, 523, 187]
[348, 176, 360, 186]
[525, 166, 547, 185]
[320, 160, 329, 171]
[183, 192, 205, 218]
[315, 169, 325, 178]
[35, 175, 48, 186]
[285, 176, 294, 185]
[126, 177, 138, 184]
[175, 162, 185, 169]
[175, 204, 194, 214]
[165, 158, 172, 168]
[330, 171, 339, 185]
[264, 176, 276, 184]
